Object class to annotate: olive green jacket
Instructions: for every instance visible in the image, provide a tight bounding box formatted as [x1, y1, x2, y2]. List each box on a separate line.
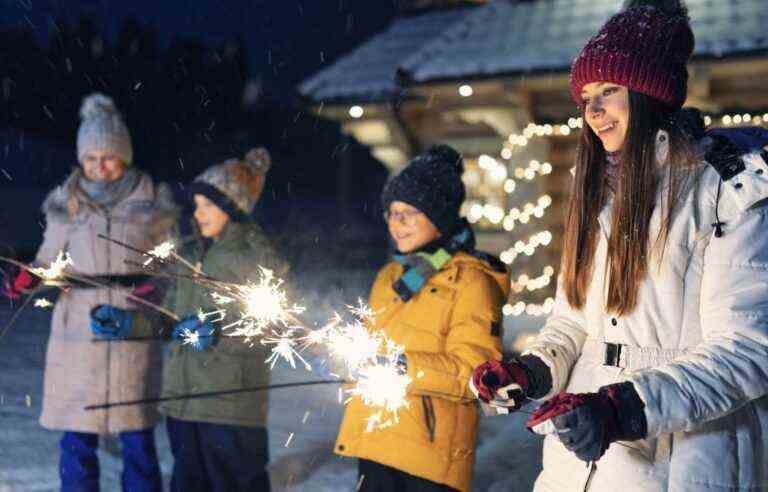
[153, 221, 287, 427]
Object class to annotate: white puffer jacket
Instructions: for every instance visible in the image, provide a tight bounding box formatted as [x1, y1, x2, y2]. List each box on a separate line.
[526, 131, 768, 491]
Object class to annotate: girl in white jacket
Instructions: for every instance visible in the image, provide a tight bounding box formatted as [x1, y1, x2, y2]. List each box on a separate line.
[471, 0, 768, 490]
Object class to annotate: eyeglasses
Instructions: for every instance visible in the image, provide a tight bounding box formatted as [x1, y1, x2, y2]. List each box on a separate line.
[383, 209, 424, 226]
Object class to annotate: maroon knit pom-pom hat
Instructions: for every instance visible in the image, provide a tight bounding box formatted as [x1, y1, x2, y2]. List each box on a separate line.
[569, 0, 695, 109]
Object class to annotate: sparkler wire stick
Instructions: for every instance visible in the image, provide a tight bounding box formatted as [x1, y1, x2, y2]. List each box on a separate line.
[0, 256, 179, 322]
[124, 260, 221, 285]
[60, 272, 180, 321]
[84, 379, 347, 410]
[89, 334, 254, 343]
[96, 234, 157, 260]
[98, 234, 203, 275]
[83, 378, 481, 411]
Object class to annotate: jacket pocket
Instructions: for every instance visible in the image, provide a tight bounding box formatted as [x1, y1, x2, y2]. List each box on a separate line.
[422, 395, 436, 442]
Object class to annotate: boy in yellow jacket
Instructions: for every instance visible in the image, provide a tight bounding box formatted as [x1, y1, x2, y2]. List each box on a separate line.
[335, 145, 509, 492]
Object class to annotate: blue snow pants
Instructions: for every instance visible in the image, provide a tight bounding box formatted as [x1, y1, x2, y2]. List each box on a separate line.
[59, 429, 161, 492]
[165, 416, 270, 492]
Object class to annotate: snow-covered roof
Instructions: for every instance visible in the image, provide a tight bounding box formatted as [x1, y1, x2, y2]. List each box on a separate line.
[300, 0, 768, 104]
[298, 8, 468, 104]
[402, 0, 768, 83]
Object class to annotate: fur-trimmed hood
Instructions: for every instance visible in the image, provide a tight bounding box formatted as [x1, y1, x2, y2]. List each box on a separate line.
[42, 169, 178, 223]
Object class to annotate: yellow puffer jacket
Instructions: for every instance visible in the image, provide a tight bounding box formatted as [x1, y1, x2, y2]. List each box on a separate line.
[335, 251, 509, 491]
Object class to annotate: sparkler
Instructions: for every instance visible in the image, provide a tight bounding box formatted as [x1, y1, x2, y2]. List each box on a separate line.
[33, 298, 54, 309]
[350, 356, 412, 431]
[179, 328, 201, 349]
[100, 235, 203, 276]
[143, 241, 175, 266]
[263, 333, 312, 371]
[216, 266, 306, 340]
[84, 379, 346, 410]
[294, 300, 413, 431]
[0, 254, 179, 322]
[82, 239, 424, 430]
[29, 251, 73, 280]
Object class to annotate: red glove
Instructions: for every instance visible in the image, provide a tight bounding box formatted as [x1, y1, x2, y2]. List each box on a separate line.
[3, 268, 40, 300]
[129, 278, 169, 306]
[470, 359, 530, 408]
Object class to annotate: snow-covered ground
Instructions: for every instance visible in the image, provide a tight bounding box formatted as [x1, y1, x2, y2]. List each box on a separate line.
[0, 295, 543, 491]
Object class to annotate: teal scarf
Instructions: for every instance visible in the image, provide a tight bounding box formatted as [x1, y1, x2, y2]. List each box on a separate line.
[392, 220, 476, 302]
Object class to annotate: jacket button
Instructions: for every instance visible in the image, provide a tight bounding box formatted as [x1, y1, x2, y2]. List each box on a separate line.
[611, 318, 618, 326]
[430, 287, 437, 293]
[337, 444, 345, 451]
[757, 169, 764, 175]
[734, 182, 743, 189]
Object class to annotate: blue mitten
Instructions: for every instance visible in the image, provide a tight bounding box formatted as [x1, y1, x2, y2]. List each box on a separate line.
[172, 315, 216, 351]
[91, 305, 134, 339]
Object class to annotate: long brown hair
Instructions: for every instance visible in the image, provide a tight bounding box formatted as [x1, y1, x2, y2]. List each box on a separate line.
[562, 91, 698, 315]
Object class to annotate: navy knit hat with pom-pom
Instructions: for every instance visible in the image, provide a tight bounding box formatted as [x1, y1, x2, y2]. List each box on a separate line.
[381, 144, 465, 235]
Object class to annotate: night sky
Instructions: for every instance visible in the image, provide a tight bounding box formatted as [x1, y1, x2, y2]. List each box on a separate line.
[0, 0, 397, 261]
[0, 0, 398, 91]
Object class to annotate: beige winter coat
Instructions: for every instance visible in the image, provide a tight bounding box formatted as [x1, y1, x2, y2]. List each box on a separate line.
[37, 171, 177, 433]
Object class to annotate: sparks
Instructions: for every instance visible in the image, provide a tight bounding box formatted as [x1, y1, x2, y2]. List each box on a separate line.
[315, 302, 413, 431]
[216, 267, 304, 339]
[347, 298, 377, 322]
[180, 328, 201, 349]
[349, 355, 411, 431]
[31, 251, 73, 280]
[325, 318, 383, 373]
[143, 241, 174, 266]
[197, 308, 225, 323]
[34, 298, 54, 308]
[262, 334, 312, 371]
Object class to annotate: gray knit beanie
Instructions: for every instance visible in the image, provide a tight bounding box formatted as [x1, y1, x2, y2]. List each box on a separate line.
[188, 147, 272, 221]
[76, 93, 133, 165]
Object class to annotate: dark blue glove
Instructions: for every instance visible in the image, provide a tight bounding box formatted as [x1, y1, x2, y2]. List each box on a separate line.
[172, 315, 216, 351]
[526, 382, 647, 462]
[91, 305, 133, 339]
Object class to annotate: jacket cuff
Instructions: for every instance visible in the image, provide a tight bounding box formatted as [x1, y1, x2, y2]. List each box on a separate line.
[517, 354, 553, 400]
[599, 381, 648, 441]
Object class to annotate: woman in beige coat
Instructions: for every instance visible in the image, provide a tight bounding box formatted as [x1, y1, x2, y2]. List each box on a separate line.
[4, 93, 177, 491]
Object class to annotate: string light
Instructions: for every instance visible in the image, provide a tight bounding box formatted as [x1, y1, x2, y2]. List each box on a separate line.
[499, 110, 768, 154]
[509, 266, 555, 294]
[502, 297, 556, 317]
[505, 118, 584, 150]
[500, 194, 552, 231]
[716, 111, 768, 127]
[499, 231, 553, 265]
[512, 160, 553, 182]
[458, 84, 474, 97]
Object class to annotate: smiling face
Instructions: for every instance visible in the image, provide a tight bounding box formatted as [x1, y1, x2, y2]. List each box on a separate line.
[193, 194, 231, 240]
[80, 149, 127, 182]
[581, 82, 630, 152]
[386, 201, 441, 253]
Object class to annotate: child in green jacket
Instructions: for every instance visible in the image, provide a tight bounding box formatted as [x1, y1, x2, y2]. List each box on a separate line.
[92, 148, 287, 491]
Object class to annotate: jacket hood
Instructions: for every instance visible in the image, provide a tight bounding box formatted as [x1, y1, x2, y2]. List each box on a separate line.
[450, 251, 510, 298]
[42, 170, 178, 223]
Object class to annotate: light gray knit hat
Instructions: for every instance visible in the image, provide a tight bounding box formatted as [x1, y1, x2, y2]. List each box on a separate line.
[188, 147, 272, 220]
[76, 93, 133, 165]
